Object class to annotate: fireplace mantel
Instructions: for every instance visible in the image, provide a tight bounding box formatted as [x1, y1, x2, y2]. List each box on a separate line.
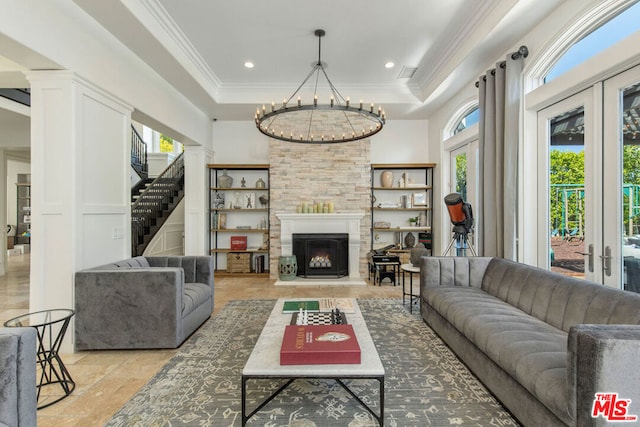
[276, 212, 365, 285]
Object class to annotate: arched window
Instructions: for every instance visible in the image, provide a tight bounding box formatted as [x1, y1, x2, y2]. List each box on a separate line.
[546, 2, 640, 82]
[453, 106, 479, 135]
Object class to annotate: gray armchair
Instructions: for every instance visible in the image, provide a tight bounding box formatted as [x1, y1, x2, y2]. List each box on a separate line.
[74, 256, 214, 350]
[0, 327, 37, 427]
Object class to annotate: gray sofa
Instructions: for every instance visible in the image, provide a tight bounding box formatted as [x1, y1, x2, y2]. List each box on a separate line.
[421, 256, 640, 427]
[0, 327, 37, 427]
[75, 256, 214, 350]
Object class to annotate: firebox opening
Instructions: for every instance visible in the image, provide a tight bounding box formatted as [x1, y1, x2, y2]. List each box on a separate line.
[292, 233, 349, 278]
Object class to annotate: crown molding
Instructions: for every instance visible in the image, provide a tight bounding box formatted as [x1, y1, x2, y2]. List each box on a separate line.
[123, 0, 222, 99]
[412, 0, 506, 100]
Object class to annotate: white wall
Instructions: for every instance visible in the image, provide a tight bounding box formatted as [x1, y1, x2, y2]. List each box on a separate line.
[212, 121, 269, 164]
[370, 120, 429, 163]
[212, 119, 430, 165]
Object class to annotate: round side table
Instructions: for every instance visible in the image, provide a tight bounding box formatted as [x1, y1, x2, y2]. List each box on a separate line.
[400, 263, 420, 313]
[4, 309, 76, 409]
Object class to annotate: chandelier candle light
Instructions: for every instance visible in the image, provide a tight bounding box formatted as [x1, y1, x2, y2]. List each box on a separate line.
[255, 29, 386, 143]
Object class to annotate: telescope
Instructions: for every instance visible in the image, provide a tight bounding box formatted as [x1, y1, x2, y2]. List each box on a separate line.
[443, 193, 477, 256]
[444, 193, 474, 233]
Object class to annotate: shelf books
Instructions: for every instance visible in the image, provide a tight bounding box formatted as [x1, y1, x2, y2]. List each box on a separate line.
[280, 324, 361, 365]
[282, 300, 320, 313]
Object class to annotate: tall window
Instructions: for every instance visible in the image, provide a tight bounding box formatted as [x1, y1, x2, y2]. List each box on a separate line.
[443, 103, 480, 252]
[546, 2, 640, 82]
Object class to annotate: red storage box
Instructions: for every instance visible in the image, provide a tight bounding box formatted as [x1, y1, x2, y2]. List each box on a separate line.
[280, 324, 361, 365]
[230, 236, 247, 250]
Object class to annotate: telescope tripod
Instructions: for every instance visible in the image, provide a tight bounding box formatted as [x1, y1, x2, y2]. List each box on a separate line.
[443, 226, 477, 257]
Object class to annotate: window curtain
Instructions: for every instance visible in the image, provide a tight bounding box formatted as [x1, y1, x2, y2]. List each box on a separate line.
[477, 49, 526, 259]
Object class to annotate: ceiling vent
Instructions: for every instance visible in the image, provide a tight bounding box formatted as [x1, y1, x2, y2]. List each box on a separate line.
[397, 66, 418, 79]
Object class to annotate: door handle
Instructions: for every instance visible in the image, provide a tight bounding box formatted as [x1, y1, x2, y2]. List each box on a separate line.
[578, 244, 594, 273]
[600, 246, 612, 276]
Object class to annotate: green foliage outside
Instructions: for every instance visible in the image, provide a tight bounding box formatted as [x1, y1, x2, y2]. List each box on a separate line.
[455, 153, 467, 200]
[550, 145, 640, 236]
[160, 134, 174, 153]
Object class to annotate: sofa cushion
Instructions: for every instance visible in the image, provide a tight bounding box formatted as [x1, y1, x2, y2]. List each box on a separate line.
[482, 258, 640, 331]
[104, 256, 151, 269]
[424, 286, 571, 424]
[182, 283, 212, 316]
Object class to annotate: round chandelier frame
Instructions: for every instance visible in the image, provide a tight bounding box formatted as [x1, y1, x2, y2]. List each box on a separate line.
[255, 29, 385, 144]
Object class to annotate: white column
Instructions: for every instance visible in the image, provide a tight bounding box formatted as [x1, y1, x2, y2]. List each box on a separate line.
[28, 71, 133, 352]
[183, 145, 214, 255]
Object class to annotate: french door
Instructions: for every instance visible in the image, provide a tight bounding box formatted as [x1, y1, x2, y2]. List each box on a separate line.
[538, 65, 640, 290]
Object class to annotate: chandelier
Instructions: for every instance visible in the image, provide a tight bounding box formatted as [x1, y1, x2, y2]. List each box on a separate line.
[254, 29, 385, 143]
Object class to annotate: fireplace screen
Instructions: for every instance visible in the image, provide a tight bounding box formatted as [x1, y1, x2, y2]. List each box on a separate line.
[292, 233, 348, 278]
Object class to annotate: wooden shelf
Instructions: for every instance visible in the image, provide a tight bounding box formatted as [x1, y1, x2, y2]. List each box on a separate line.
[371, 163, 435, 252]
[210, 187, 269, 191]
[209, 165, 270, 274]
[372, 227, 432, 232]
[211, 228, 268, 233]
[214, 270, 270, 277]
[371, 163, 436, 169]
[372, 185, 432, 191]
[207, 164, 270, 170]
[372, 207, 431, 211]
[210, 248, 269, 254]
[211, 208, 268, 212]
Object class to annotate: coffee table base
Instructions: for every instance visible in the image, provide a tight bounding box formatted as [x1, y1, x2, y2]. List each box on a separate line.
[242, 374, 384, 426]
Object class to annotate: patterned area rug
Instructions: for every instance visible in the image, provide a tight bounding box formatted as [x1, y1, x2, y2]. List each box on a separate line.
[105, 299, 519, 426]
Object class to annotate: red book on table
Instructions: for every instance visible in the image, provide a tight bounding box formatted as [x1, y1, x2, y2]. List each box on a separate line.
[280, 324, 361, 365]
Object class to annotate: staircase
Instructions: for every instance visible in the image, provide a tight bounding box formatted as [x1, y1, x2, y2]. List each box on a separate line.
[130, 147, 184, 257]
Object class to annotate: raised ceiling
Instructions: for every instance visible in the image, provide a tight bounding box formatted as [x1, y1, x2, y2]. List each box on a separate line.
[65, 1, 563, 120]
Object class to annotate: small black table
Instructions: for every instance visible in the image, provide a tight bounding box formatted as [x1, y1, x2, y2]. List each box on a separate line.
[4, 309, 76, 409]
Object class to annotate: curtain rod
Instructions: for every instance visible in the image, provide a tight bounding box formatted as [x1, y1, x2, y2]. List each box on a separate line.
[475, 45, 529, 88]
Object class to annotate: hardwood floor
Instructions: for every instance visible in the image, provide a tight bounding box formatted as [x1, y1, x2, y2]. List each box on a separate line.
[0, 255, 404, 426]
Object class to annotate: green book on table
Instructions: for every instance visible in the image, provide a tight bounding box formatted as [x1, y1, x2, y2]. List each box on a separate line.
[282, 300, 320, 313]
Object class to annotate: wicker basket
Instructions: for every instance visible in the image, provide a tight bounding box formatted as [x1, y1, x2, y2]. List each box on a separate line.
[227, 252, 251, 273]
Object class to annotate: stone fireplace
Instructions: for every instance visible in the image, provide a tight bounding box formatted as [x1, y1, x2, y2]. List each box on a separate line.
[268, 138, 372, 281]
[276, 213, 365, 284]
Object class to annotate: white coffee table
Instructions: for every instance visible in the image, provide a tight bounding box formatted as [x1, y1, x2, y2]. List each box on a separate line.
[242, 298, 385, 426]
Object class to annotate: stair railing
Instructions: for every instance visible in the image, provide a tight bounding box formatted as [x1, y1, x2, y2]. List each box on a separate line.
[131, 125, 148, 180]
[131, 152, 184, 256]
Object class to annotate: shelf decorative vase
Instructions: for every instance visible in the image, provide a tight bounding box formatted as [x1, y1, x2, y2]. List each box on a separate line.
[256, 178, 266, 189]
[218, 170, 233, 188]
[410, 243, 429, 266]
[380, 170, 393, 188]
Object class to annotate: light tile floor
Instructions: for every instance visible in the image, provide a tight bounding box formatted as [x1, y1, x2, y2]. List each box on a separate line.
[0, 255, 405, 426]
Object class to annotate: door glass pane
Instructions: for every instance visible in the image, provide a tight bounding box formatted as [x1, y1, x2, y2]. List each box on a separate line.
[549, 107, 586, 278]
[622, 83, 640, 293]
[454, 152, 467, 200]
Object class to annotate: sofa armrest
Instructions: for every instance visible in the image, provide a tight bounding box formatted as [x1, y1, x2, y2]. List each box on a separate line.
[0, 327, 37, 427]
[568, 324, 640, 426]
[420, 257, 493, 293]
[146, 256, 214, 290]
[74, 268, 184, 349]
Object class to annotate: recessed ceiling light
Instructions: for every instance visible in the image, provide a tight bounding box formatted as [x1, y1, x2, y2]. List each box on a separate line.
[244, 61, 254, 69]
[385, 62, 395, 69]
